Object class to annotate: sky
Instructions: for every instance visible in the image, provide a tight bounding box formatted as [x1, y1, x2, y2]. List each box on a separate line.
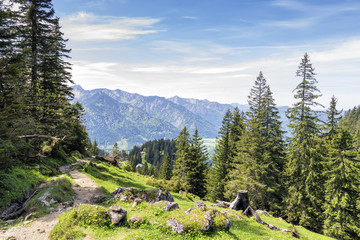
[51, 0, 360, 109]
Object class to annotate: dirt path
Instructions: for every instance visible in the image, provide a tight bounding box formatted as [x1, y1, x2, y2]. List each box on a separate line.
[1, 160, 102, 240]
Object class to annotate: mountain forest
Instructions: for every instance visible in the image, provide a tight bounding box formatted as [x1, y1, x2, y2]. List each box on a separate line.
[1, 0, 360, 240]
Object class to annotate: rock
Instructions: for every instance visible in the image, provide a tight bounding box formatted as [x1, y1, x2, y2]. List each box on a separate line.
[131, 198, 142, 208]
[163, 202, 179, 212]
[155, 188, 174, 202]
[127, 216, 144, 226]
[202, 211, 213, 231]
[108, 205, 127, 225]
[93, 195, 107, 203]
[229, 190, 249, 211]
[185, 208, 193, 214]
[224, 213, 231, 231]
[195, 201, 206, 211]
[167, 217, 185, 234]
[111, 187, 124, 196]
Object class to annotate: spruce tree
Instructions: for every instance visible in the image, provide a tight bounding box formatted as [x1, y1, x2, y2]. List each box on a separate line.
[206, 109, 232, 201]
[227, 72, 284, 212]
[323, 127, 360, 239]
[172, 127, 190, 187]
[188, 129, 208, 198]
[324, 96, 342, 139]
[158, 153, 172, 180]
[285, 53, 325, 232]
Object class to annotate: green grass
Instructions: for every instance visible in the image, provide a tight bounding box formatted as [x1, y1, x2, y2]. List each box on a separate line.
[25, 175, 75, 218]
[60, 160, 335, 240]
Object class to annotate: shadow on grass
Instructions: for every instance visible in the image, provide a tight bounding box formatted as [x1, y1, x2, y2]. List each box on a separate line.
[82, 165, 149, 191]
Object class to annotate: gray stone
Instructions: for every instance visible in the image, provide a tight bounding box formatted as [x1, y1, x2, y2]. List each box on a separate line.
[163, 202, 179, 212]
[155, 188, 174, 202]
[185, 208, 193, 214]
[195, 201, 206, 211]
[167, 217, 185, 234]
[202, 211, 213, 231]
[108, 205, 127, 225]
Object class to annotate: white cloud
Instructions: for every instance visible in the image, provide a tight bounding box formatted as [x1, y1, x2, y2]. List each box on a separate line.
[311, 39, 360, 62]
[61, 12, 161, 41]
[182, 16, 198, 20]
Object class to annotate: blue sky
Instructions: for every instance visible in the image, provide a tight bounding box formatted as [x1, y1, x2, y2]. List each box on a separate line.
[52, 0, 360, 109]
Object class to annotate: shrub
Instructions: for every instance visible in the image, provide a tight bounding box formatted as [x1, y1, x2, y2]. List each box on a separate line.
[50, 204, 112, 240]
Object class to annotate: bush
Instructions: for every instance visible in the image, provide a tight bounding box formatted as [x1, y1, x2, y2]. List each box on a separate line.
[50, 204, 112, 240]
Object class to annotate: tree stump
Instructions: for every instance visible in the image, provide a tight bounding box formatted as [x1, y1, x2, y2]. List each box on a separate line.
[229, 190, 249, 211]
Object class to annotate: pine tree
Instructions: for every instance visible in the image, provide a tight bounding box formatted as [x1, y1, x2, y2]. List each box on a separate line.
[285, 53, 325, 232]
[172, 127, 190, 187]
[187, 129, 208, 198]
[158, 153, 172, 180]
[206, 109, 232, 201]
[323, 127, 360, 239]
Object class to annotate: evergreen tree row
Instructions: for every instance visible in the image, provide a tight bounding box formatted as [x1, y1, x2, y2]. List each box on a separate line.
[204, 53, 360, 239]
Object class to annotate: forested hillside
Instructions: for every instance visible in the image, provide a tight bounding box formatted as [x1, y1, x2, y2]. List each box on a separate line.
[0, 0, 89, 170]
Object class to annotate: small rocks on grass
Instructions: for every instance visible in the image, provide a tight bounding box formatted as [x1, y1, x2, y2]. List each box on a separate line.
[127, 216, 144, 226]
[108, 205, 127, 225]
[167, 217, 185, 234]
[155, 188, 174, 202]
[163, 202, 179, 212]
[194, 201, 206, 211]
[202, 211, 213, 231]
[93, 195, 107, 203]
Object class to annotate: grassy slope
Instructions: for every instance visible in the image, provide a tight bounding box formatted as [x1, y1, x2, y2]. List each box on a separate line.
[71, 160, 334, 240]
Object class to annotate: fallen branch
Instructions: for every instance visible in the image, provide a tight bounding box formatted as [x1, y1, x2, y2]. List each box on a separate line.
[211, 200, 231, 208]
[0, 190, 38, 220]
[244, 205, 299, 238]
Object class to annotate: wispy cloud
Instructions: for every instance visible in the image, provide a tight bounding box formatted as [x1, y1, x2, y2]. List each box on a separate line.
[263, 17, 316, 29]
[271, 0, 306, 10]
[61, 12, 162, 41]
[182, 16, 198, 20]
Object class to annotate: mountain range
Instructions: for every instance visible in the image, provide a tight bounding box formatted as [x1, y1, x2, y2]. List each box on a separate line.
[72, 85, 289, 151]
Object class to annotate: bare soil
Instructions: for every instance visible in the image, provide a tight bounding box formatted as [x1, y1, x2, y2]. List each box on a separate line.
[1, 160, 102, 240]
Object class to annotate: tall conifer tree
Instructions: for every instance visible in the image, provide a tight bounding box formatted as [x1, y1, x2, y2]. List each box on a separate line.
[206, 109, 232, 201]
[159, 153, 172, 180]
[227, 72, 284, 212]
[172, 127, 190, 186]
[323, 127, 360, 239]
[188, 129, 208, 198]
[285, 53, 325, 232]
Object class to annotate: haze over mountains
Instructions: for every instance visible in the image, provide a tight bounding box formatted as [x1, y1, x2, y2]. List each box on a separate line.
[72, 85, 288, 150]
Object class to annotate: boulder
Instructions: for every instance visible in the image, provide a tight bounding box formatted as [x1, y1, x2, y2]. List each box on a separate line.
[202, 211, 213, 231]
[111, 187, 124, 196]
[155, 188, 174, 202]
[167, 217, 185, 234]
[163, 202, 179, 212]
[93, 195, 107, 203]
[108, 205, 127, 225]
[194, 201, 206, 211]
[128, 216, 144, 226]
